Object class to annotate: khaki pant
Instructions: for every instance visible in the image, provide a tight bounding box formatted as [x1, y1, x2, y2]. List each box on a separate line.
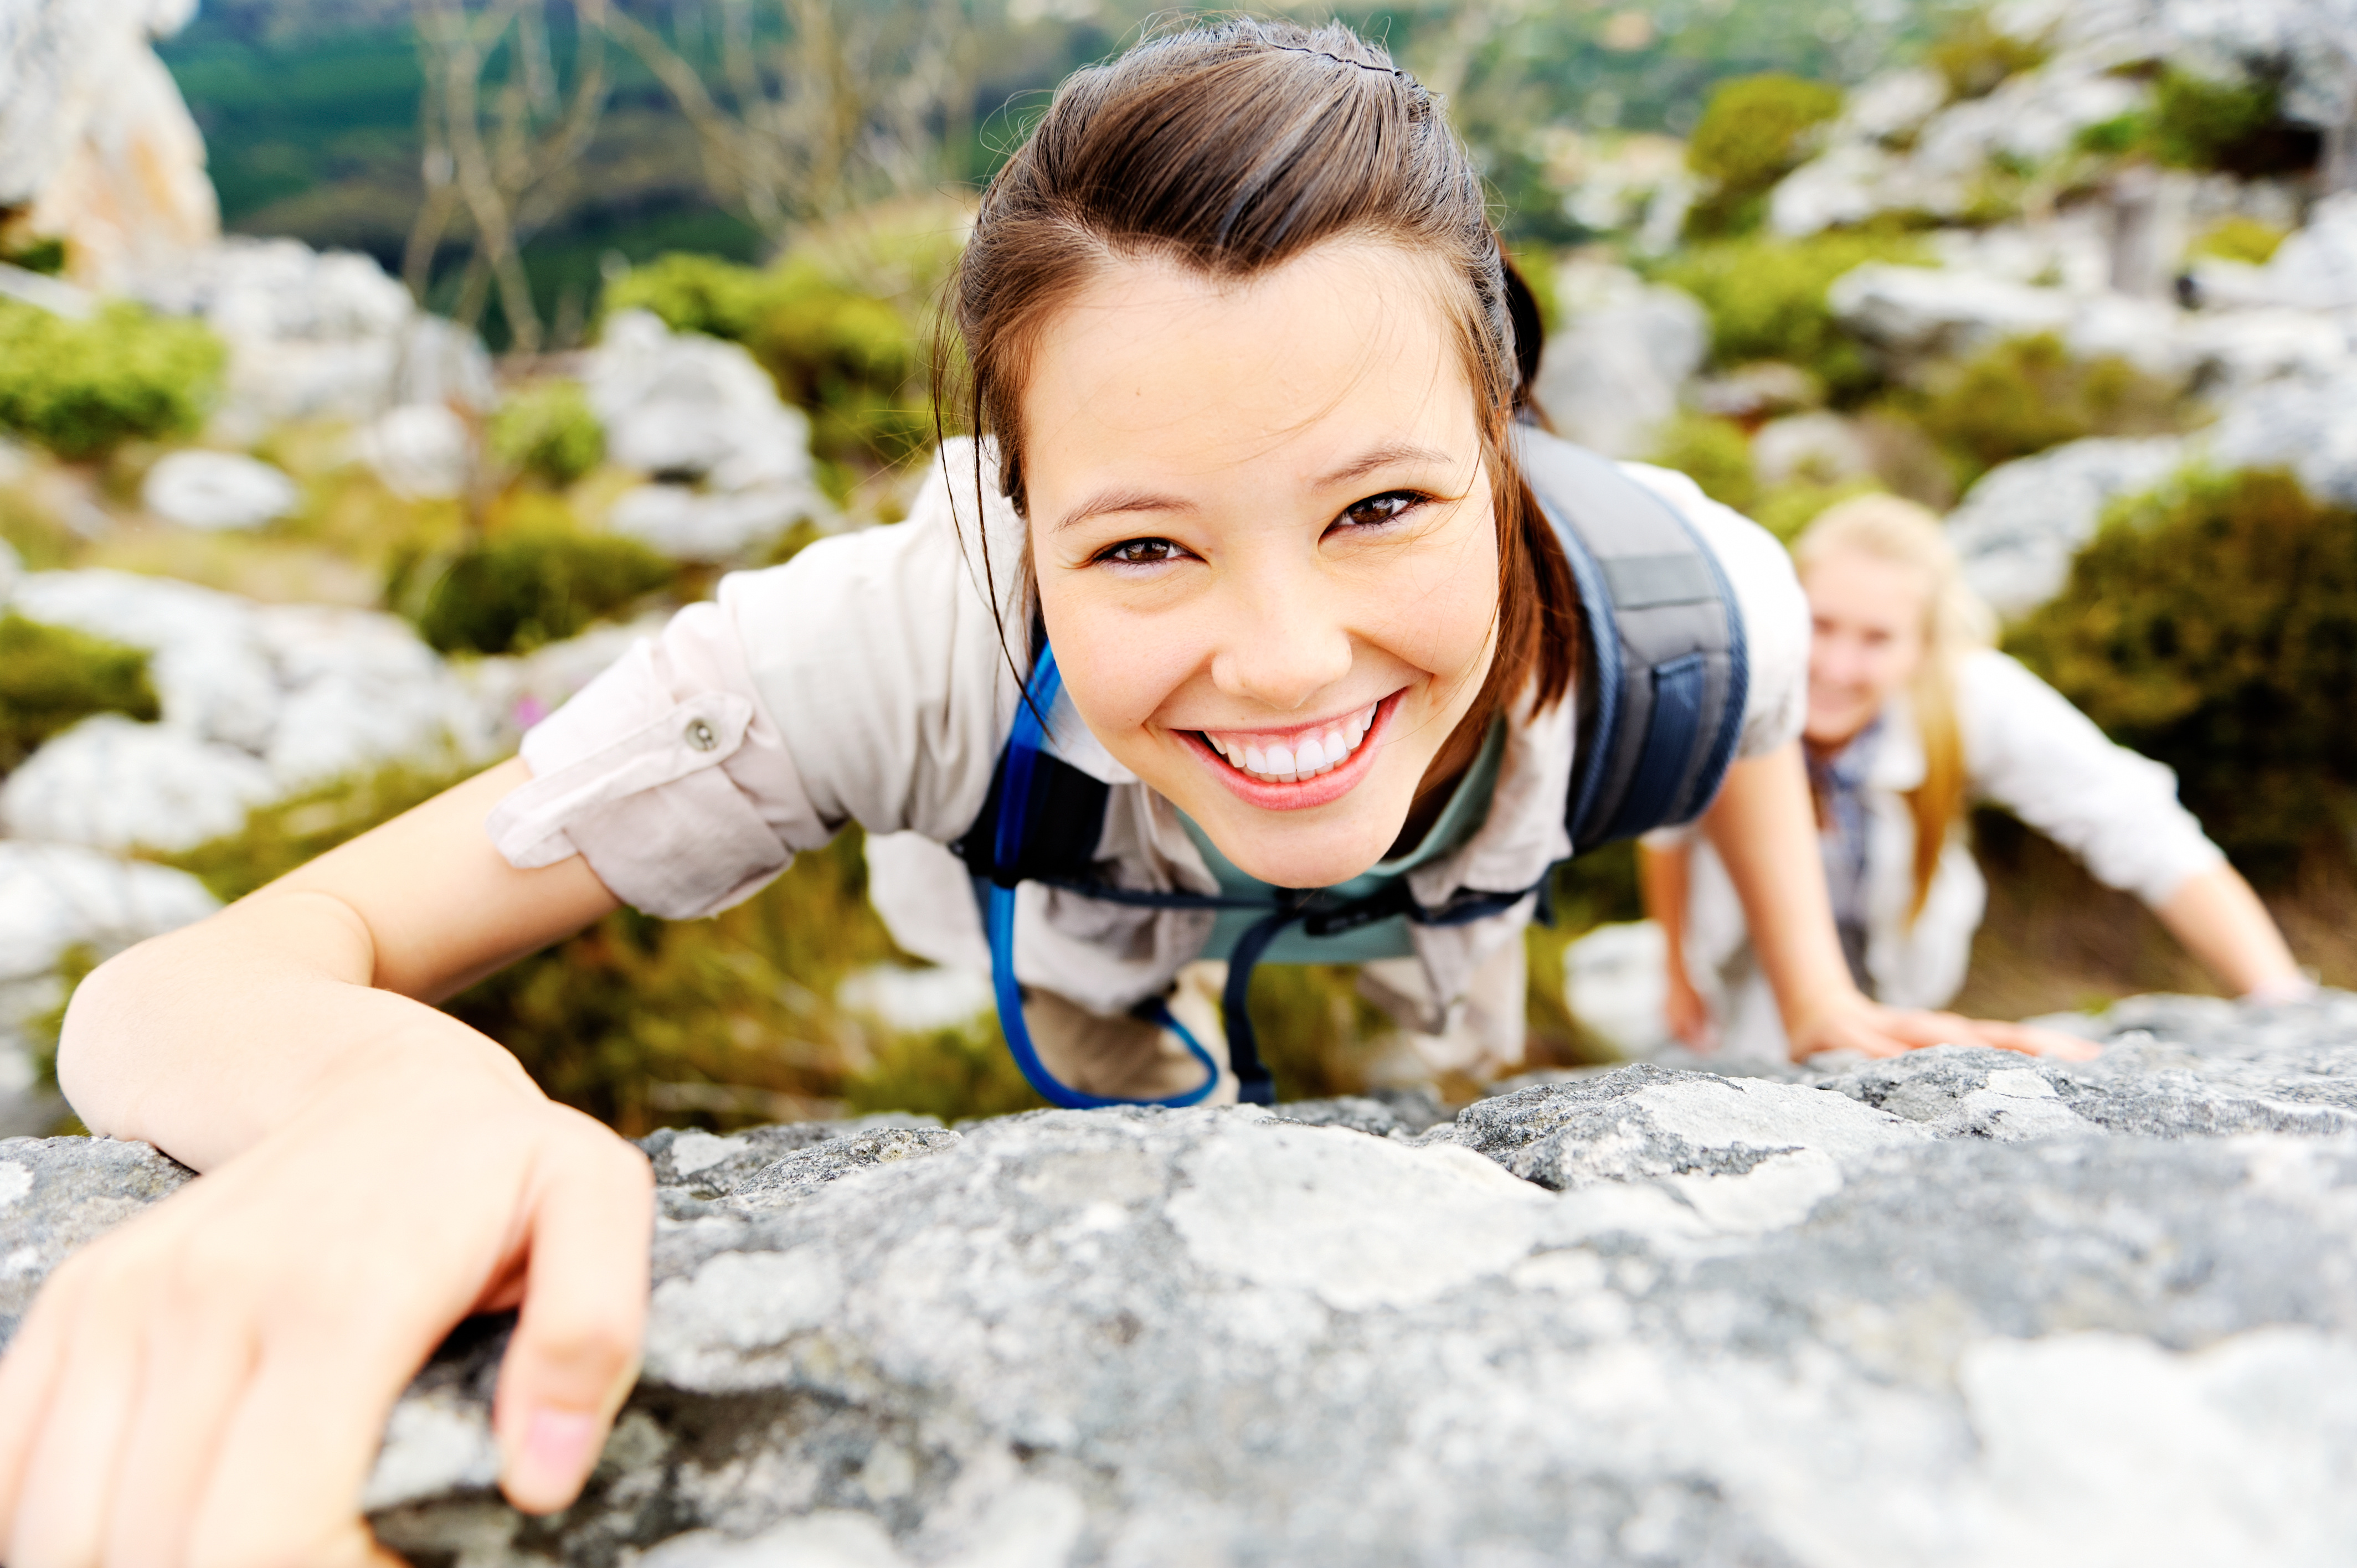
[1021, 940, 1530, 1103]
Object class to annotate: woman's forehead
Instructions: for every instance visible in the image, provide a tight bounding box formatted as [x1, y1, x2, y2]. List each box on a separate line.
[1019, 243, 1481, 493]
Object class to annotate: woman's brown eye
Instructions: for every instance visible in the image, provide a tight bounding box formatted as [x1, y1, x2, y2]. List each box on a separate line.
[1341, 493, 1416, 529]
[1105, 538, 1180, 564]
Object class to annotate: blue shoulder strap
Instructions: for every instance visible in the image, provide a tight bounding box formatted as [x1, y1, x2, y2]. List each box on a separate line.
[981, 648, 1225, 1109]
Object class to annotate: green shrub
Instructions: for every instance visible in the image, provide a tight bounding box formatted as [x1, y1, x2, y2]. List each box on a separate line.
[1912, 332, 2190, 487]
[1644, 411, 1759, 515]
[2008, 468, 2357, 881]
[1685, 74, 1844, 237]
[488, 380, 604, 488]
[0, 613, 160, 772]
[1653, 233, 1930, 401]
[2152, 66, 2319, 176]
[1927, 11, 2049, 101]
[398, 520, 676, 656]
[603, 252, 773, 343]
[0, 301, 225, 461]
[2189, 215, 2291, 266]
[1753, 474, 1884, 542]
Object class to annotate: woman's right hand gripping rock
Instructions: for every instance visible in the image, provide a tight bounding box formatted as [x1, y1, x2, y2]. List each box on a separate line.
[0, 762, 653, 1565]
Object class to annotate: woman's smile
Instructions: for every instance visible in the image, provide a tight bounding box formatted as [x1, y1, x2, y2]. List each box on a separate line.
[1179, 691, 1404, 810]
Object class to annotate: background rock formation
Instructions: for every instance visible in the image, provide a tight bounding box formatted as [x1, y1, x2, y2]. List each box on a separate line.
[4, 994, 2354, 1565]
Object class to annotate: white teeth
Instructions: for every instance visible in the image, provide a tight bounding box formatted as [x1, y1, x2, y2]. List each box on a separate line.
[1208, 700, 1384, 781]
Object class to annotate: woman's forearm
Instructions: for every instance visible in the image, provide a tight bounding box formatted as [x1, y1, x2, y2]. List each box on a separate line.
[2153, 862, 2306, 999]
[1698, 744, 1861, 1040]
[1636, 839, 1691, 973]
[58, 761, 619, 1172]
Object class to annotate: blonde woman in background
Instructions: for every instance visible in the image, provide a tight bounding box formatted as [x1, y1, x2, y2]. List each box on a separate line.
[1640, 493, 2310, 1061]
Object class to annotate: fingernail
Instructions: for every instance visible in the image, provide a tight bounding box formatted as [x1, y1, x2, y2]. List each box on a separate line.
[516, 1407, 603, 1492]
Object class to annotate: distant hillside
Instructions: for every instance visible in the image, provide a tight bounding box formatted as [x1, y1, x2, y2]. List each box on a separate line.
[160, 0, 1959, 347]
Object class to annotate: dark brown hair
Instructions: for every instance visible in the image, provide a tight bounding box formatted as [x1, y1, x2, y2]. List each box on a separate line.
[936, 18, 1578, 735]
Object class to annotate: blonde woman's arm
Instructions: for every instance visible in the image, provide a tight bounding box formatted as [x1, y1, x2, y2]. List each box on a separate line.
[1701, 744, 2096, 1061]
[1959, 651, 2305, 1000]
[0, 761, 653, 1564]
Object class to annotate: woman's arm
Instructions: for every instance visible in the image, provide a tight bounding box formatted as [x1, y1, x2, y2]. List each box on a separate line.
[1635, 838, 1717, 1050]
[1960, 652, 2306, 999]
[1701, 743, 2093, 1060]
[0, 760, 655, 1561]
[2153, 862, 2309, 999]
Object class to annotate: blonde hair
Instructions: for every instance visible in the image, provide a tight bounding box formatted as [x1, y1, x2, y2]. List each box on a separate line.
[1792, 494, 1996, 924]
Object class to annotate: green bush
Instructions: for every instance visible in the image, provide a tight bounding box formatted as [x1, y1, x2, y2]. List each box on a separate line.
[488, 380, 604, 488]
[1653, 233, 1929, 400]
[2152, 66, 2318, 176]
[1684, 74, 1844, 236]
[2008, 468, 2357, 881]
[1927, 11, 2048, 101]
[2189, 215, 2291, 266]
[0, 301, 225, 461]
[1644, 411, 1758, 515]
[603, 252, 774, 343]
[398, 520, 676, 656]
[1912, 332, 2191, 487]
[0, 613, 160, 772]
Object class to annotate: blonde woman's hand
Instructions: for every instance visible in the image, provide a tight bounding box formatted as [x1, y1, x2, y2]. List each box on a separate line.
[1789, 997, 2100, 1062]
[0, 1050, 653, 1567]
[1663, 967, 1720, 1054]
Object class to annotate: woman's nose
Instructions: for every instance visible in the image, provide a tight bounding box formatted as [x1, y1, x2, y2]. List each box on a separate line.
[1207, 575, 1354, 713]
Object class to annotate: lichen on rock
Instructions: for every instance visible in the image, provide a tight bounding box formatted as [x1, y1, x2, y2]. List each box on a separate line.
[4, 993, 2357, 1565]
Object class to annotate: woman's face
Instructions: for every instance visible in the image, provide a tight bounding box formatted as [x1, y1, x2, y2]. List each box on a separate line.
[1021, 240, 1499, 889]
[1802, 548, 1930, 749]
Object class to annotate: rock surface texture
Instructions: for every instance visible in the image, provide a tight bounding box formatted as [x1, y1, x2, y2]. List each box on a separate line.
[3, 994, 2355, 1565]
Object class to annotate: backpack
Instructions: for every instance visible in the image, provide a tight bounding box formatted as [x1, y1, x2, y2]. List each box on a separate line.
[954, 427, 1748, 1108]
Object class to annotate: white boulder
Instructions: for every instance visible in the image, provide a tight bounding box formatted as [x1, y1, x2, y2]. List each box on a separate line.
[1829, 264, 2075, 359]
[1946, 435, 2191, 618]
[250, 603, 491, 789]
[140, 450, 300, 532]
[0, 0, 217, 295]
[2206, 361, 2357, 507]
[1533, 263, 1709, 459]
[1752, 412, 1875, 487]
[1560, 920, 1670, 1059]
[12, 568, 280, 750]
[0, 714, 279, 853]
[357, 404, 474, 502]
[582, 310, 833, 559]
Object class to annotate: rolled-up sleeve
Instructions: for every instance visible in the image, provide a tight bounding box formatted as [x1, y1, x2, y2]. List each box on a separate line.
[1962, 649, 2225, 906]
[484, 594, 825, 919]
[483, 439, 1023, 921]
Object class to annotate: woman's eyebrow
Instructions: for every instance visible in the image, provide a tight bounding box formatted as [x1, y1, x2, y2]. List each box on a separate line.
[1052, 488, 1195, 534]
[1314, 441, 1459, 488]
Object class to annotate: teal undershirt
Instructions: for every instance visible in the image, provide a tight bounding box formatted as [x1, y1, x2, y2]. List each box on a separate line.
[1178, 718, 1508, 965]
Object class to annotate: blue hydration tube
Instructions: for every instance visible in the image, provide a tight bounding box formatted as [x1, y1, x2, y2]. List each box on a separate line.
[985, 647, 1223, 1108]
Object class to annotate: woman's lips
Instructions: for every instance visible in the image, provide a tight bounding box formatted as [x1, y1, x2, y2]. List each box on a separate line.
[1180, 692, 1403, 812]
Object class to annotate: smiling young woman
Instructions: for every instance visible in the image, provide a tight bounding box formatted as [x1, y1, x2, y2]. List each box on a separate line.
[1, 20, 2094, 1559]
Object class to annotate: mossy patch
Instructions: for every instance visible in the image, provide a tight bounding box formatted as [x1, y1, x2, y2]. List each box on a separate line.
[0, 302, 225, 462]
[1652, 233, 1931, 401]
[0, 613, 160, 773]
[1910, 332, 2194, 488]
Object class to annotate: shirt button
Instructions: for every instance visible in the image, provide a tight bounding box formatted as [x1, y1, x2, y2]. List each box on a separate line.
[685, 718, 719, 752]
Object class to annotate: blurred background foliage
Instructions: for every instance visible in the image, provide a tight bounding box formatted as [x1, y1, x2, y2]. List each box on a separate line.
[4, 0, 2348, 1134]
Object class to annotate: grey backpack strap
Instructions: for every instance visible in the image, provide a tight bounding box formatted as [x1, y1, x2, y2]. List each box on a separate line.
[1513, 426, 1750, 855]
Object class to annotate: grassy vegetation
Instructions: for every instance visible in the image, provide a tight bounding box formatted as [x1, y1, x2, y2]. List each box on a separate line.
[1906, 332, 2194, 487]
[488, 381, 605, 489]
[0, 615, 161, 773]
[389, 503, 677, 657]
[1684, 74, 1844, 237]
[2189, 215, 2291, 266]
[2009, 468, 2357, 884]
[0, 303, 226, 462]
[1652, 231, 1931, 401]
[1924, 9, 2047, 101]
